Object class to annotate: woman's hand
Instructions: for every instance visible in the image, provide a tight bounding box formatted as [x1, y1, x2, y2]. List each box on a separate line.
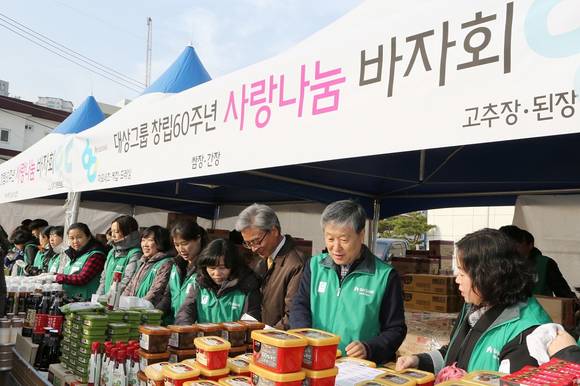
[345, 341, 367, 359]
[396, 355, 419, 371]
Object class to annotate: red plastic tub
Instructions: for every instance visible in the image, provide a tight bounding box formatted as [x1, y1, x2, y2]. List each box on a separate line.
[251, 330, 307, 374]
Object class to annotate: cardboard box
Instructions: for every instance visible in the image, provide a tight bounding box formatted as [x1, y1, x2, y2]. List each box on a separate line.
[293, 238, 313, 258]
[404, 291, 463, 313]
[398, 311, 456, 356]
[14, 334, 38, 365]
[391, 257, 440, 275]
[429, 240, 454, 257]
[402, 274, 458, 295]
[536, 295, 576, 328]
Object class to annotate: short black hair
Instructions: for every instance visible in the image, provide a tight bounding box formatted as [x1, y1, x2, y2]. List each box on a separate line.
[68, 223, 93, 238]
[10, 228, 36, 245]
[457, 228, 534, 307]
[41, 226, 53, 238]
[171, 221, 208, 250]
[197, 238, 244, 286]
[21, 219, 32, 227]
[50, 226, 64, 238]
[113, 215, 139, 237]
[29, 219, 49, 231]
[141, 225, 172, 252]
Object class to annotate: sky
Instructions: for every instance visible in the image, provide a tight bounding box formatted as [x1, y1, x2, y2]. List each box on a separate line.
[0, 0, 361, 108]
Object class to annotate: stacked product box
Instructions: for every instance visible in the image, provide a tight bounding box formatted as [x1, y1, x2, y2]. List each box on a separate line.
[250, 329, 308, 386]
[192, 336, 232, 381]
[289, 328, 340, 386]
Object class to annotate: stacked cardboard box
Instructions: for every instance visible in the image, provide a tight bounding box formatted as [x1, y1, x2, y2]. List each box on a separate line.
[402, 274, 462, 313]
[428, 240, 454, 274]
[391, 257, 440, 276]
[536, 295, 576, 329]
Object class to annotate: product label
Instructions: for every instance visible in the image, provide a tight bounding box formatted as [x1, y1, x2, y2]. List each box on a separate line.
[472, 374, 501, 386]
[196, 351, 208, 366]
[47, 315, 64, 334]
[378, 375, 409, 385]
[33, 314, 49, 335]
[256, 343, 279, 369]
[226, 377, 251, 386]
[303, 346, 313, 366]
[201, 337, 223, 346]
[140, 333, 150, 350]
[168, 332, 179, 347]
[251, 374, 275, 386]
[169, 364, 193, 374]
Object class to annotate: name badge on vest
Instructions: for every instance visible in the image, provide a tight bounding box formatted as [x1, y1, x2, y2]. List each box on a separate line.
[201, 295, 209, 305]
[317, 281, 327, 293]
[231, 302, 240, 310]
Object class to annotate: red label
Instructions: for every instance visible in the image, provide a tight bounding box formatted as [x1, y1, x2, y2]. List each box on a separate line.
[47, 315, 64, 334]
[33, 314, 49, 335]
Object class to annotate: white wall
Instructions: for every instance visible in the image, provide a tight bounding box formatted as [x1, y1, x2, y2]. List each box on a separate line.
[0, 110, 58, 152]
[427, 206, 515, 242]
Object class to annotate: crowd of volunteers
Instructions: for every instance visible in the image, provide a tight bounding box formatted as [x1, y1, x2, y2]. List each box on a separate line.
[1, 200, 579, 375]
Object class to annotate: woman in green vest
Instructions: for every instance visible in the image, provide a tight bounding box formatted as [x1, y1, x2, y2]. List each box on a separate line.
[47, 226, 68, 274]
[159, 221, 208, 320]
[174, 238, 262, 325]
[29, 226, 55, 275]
[95, 215, 143, 297]
[7, 228, 38, 276]
[122, 226, 174, 309]
[397, 228, 552, 376]
[55, 223, 106, 301]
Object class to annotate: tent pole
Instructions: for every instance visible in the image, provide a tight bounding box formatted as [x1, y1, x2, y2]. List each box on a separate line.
[419, 150, 426, 182]
[64, 191, 81, 234]
[368, 199, 380, 254]
[211, 205, 221, 230]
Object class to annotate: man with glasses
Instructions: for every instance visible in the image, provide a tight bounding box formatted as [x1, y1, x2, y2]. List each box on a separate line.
[236, 203, 305, 329]
[290, 200, 406, 364]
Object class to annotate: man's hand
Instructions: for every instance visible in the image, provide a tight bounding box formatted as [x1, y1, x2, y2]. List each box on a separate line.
[346, 341, 367, 359]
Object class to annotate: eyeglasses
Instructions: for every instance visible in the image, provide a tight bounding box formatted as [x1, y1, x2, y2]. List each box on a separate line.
[242, 230, 269, 249]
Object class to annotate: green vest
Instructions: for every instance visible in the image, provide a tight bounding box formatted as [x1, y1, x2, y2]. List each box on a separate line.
[47, 254, 60, 273]
[532, 250, 550, 296]
[63, 250, 102, 301]
[448, 298, 551, 372]
[196, 285, 247, 323]
[169, 266, 197, 317]
[33, 250, 46, 269]
[135, 258, 171, 298]
[103, 247, 141, 292]
[309, 252, 392, 352]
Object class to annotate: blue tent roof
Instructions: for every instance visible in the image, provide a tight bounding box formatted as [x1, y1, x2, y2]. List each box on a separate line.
[53, 96, 105, 134]
[142, 46, 211, 95]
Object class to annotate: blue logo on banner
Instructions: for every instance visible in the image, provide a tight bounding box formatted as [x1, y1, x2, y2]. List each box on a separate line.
[82, 139, 97, 183]
[525, 0, 580, 93]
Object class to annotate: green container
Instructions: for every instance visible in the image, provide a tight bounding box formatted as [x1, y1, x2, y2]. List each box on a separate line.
[108, 323, 130, 335]
[140, 309, 163, 321]
[109, 334, 129, 343]
[82, 314, 109, 328]
[82, 325, 107, 336]
[76, 355, 91, 366]
[70, 330, 81, 340]
[80, 335, 105, 346]
[124, 310, 141, 322]
[105, 310, 126, 322]
[78, 345, 92, 356]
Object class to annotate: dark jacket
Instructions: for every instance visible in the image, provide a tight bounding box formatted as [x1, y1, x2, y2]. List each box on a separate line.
[122, 252, 173, 308]
[290, 245, 407, 364]
[531, 248, 576, 298]
[0, 266, 5, 316]
[260, 235, 305, 330]
[174, 265, 262, 324]
[552, 344, 580, 363]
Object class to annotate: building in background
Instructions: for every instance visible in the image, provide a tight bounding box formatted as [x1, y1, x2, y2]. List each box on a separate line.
[0, 80, 8, 97]
[427, 206, 515, 242]
[35, 96, 74, 113]
[0, 95, 69, 162]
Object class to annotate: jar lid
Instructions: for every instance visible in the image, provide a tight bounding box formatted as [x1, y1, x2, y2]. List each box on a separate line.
[144, 362, 171, 381]
[287, 328, 340, 346]
[250, 330, 307, 348]
[195, 323, 222, 332]
[137, 349, 170, 360]
[221, 322, 246, 332]
[138, 325, 171, 335]
[248, 362, 305, 382]
[168, 325, 198, 333]
[303, 367, 339, 379]
[161, 363, 201, 380]
[218, 376, 251, 386]
[194, 336, 231, 351]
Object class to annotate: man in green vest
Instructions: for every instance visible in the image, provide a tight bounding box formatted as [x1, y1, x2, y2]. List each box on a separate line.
[290, 200, 406, 364]
[500, 225, 577, 298]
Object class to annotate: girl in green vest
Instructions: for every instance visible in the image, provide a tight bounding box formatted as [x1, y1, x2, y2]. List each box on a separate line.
[47, 226, 68, 274]
[159, 221, 208, 320]
[397, 228, 551, 377]
[95, 215, 143, 297]
[174, 238, 262, 325]
[122, 226, 174, 309]
[29, 226, 56, 275]
[7, 228, 38, 276]
[55, 223, 106, 301]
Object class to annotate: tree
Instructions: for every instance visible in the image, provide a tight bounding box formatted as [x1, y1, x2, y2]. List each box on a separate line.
[378, 212, 435, 249]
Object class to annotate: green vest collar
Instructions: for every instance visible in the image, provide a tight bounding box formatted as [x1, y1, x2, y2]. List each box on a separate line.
[320, 245, 376, 275]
